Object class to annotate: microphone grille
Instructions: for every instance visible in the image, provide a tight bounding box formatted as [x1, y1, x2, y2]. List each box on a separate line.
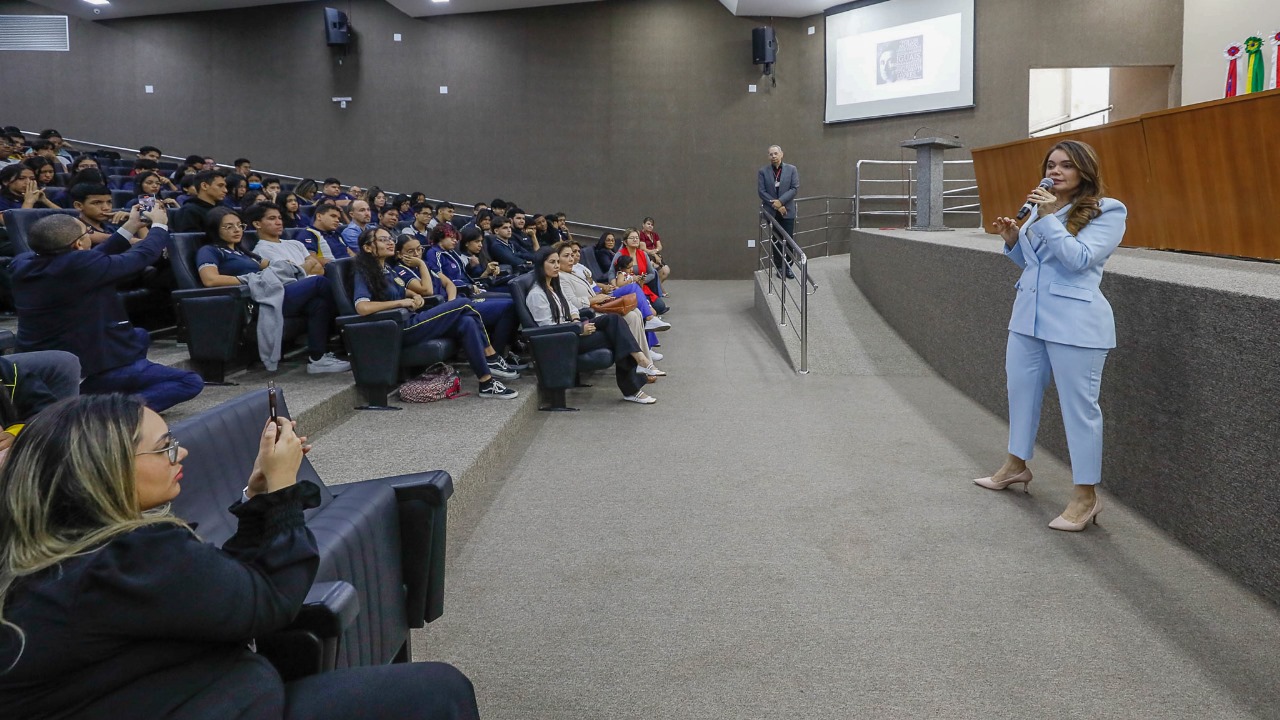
[1039, 177, 1054, 188]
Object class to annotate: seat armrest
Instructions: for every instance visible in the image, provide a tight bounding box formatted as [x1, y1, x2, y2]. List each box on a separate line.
[294, 580, 361, 638]
[173, 285, 250, 301]
[336, 308, 409, 328]
[520, 321, 584, 340]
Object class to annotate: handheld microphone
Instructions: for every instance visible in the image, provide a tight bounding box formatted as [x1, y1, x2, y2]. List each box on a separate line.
[1015, 178, 1055, 220]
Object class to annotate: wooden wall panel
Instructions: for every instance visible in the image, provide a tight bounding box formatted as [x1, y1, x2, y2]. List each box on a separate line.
[972, 89, 1280, 260]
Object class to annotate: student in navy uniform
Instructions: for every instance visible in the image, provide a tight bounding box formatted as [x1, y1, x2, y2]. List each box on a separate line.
[486, 215, 533, 272]
[303, 203, 351, 263]
[352, 227, 520, 399]
[456, 227, 506, 289]
[11, 207, 203, 411]
[318, 177, 354, 208]
[406, 232, 524, 368]
[197, 207, 350, 375]
[70, 183, 123, 246]
[402, 203, 434, 241]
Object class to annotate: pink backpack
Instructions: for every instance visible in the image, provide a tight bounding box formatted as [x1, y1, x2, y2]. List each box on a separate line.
[398, 363, 467, 403]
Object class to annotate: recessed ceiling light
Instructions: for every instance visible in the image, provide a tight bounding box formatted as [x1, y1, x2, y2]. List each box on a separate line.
[431, 0, 449, 4]
[83, 0, 110, 5]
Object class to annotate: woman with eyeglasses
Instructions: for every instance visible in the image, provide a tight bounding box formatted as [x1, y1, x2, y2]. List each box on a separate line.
[0, 393, 481, 719]
[198, 208, 349, 375]
[351, 227, 519, 398]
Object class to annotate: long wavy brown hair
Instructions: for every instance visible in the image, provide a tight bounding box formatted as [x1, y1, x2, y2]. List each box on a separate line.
[1042, 139, 1106, 236]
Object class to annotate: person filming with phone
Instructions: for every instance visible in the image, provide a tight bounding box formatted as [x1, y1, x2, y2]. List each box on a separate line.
[0, 393, 480, 719]
[972, 140, 1127, 532]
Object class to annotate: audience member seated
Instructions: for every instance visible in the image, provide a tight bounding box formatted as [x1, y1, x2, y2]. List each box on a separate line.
[319, 177, 353, 208]
[486, 214, 533, 272]
[616, 227, 668, 314]
[0, 164, 59, 218]
[136, 144, 162, 162]
[0, 349, 81, 462]
[455, 227, 506, 289]
[390, 194, 413, 220]
[68, 155, 100, 177]
[198, 207, 349, 375]
[459, 203, 488, 235]
[363, 186, 388, 223]
[170, 170, 228, 233]
[593, 231, 618, 274]
[402, 203, 434, 241]
[510, 209, 538, 257]
[233, 157, 252, 177]
[224, 173, 250, 208]
[429, 202, 454, 232]
[524, 246, 661, 404]
[12, 209, 203, 411]
[0, 394, 482, 720]
[0, 133, 25, 167]
[262, 176, 283, 201]
[124, 171, 182, 211]
[33, 128, 74, 167]
[304, 203, 351, 261]
[608, 251, 671, 351]
[245, 202, 321, 276]
[26, 140, 67, 173]
[342, 200, 372, 251]
[377, 208, 401, 235]
[352, 227, 519, 398]
[531, 213, 557, 248]
[405, 233, 524, 369]
[71, 183, 127, 246]
[49, 168, 109, 208]
[21, 157, 58, 190]
[168, 153, 206, 181]
[293, 178, 319, 204]
[277, 191, 304, 228]
[553, 242, 659, 367]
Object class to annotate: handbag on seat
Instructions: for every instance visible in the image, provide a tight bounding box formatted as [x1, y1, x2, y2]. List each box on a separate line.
[590, 294, 637, 316]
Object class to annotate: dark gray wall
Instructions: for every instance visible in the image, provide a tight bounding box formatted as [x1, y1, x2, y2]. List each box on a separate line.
[0, 0, 1182, 278]
[849, 230, 1280, 606]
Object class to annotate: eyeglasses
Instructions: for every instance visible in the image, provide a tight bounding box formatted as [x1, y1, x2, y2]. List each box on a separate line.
[401, 246, 424, 255]
[137, 437, 181, 464]
[221, 223, 247, 231]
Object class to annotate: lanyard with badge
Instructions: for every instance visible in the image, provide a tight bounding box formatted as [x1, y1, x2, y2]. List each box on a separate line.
[774, 165, 782, 192]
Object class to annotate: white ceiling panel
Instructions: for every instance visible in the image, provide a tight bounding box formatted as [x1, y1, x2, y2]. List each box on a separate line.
[27, 0, 840, 22]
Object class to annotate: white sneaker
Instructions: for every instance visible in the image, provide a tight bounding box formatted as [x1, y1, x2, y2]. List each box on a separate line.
[649, 351, 663, 361]
[307, 353, 351, 374]
[622, 391, 657, 404]
[635, 362, 666, 377]
[644, 317, 671, 332]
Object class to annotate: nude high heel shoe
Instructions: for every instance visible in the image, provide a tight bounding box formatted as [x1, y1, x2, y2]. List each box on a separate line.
[973, 468, 1033, 492]
[1048, 497, 1102, 532]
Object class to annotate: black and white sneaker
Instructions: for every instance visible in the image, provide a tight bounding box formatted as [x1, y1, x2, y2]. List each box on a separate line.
[479, 379, 519, 399]
[486, 355, 520, 380]
[503, 351, 531, 371]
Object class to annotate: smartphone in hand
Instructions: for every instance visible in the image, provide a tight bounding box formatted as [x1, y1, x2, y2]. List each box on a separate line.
[267, 380, 282, 441]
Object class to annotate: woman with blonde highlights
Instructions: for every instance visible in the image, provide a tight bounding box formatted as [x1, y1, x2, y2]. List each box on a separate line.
[974, 140, 1127, 532]
[0, 394, 479, 719]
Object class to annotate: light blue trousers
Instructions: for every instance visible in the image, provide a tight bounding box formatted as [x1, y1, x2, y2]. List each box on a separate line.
[1006, 331, 1109, 485]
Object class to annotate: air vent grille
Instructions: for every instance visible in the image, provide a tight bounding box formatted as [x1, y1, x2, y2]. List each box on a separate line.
[0, 15, 69, 52]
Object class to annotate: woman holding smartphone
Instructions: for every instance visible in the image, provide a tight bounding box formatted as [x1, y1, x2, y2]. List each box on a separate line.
[0, 394, 480, 719]
[973, 140, 1127, 532]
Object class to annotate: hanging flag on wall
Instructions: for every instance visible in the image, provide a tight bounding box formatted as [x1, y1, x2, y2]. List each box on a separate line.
[1225, 42, 1243, 97]
[1271, 31, 1280, 90]
[1243, 35, 1266, 94]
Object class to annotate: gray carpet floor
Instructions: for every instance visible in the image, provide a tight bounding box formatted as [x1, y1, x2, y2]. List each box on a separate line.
[417, 278, 1280, 720]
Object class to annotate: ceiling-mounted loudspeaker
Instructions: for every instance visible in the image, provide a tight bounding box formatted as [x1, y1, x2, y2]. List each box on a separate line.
[324, 7, 350, 47]
[752, 27, 776, 65]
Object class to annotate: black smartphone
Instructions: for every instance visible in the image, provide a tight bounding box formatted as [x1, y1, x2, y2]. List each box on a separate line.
[267, 380, 281, 440]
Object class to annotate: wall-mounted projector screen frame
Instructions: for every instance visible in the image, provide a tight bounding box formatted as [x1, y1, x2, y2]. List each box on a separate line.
[824, 0, 975, 124]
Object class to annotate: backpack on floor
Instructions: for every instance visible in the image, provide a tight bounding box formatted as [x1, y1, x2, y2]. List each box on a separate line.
[399, 363, 467, 403]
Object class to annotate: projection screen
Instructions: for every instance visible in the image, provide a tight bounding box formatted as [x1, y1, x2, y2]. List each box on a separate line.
[824, 0, 975, 124]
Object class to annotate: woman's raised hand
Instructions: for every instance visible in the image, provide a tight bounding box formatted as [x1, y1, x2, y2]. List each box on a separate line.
[252, 418, 304, 494]
[992, 217, 1020, 247]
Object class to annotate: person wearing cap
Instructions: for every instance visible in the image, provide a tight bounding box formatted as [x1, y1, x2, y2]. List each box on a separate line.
[10, 205, 203, 411]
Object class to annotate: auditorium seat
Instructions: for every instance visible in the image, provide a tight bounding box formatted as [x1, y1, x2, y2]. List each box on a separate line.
[107, 174, 133, 191]
[2, 207, 80, 254]
[325, 258, 455, 409]
[110, 189, 133, 209]
[580, 242, 606, 280]
[509, 272, 614, 411]
[169, 388, 454, 671]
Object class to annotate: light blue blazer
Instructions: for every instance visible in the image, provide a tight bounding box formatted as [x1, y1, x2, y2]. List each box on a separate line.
[1004, 198, 1127, 349]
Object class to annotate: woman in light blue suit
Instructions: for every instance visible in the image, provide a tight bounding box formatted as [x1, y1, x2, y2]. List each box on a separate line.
[973, 140, 1126, 532]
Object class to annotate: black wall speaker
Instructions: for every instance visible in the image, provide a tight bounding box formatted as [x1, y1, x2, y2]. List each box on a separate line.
[752, 27, 776, 65]
[324, 7, 350, 47]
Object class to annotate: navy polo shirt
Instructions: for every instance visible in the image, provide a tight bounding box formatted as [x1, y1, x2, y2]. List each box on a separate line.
[426, 246, 471, 289]
[352, 264, 405, 305]
[389, 261, 434, 295]
[195, 245, 261, 277]
[301, 226, 348, 260]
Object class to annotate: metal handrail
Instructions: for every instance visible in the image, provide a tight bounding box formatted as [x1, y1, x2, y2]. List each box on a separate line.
[1029, 105, 1113, 136]
[757, 210, 811, 374]
[854, 159, 978, 229]
[30, 133, 627, 236]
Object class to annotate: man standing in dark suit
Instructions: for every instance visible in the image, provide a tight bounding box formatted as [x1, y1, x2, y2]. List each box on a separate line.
[12, 206, 203, 411]
[757, 144, 800, 278]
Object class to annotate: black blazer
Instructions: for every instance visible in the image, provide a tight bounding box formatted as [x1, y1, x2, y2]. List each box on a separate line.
[0, 483, 321, 719]
[11, 228, 168, 377]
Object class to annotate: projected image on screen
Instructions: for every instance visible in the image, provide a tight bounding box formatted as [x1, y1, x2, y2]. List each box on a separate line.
[825, 0, 974, 124]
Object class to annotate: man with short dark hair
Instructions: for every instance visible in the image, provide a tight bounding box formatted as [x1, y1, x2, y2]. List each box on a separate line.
[170, 170, 227, 232]
[0, 134, 24, 167]
[402, 203, 433, 240]
[320, 178, 353, 207]
[70, 184, 120, 247]
[37, 129, 74, 167]
[12, 207, 203, 411]
[377, 207, 400, 233]
[510, 211, 537, 255]
[489, 199, 508, 217]
[261, 177, 282, 200]
[430, 201, 454, 232]
[303, 204, 350, 261]
[28, 140, 67, 172]
[233, 158, 251, 176]
[486, 216, 532, 270]
[170, 154, 205, 181]
[137, 145, 162, 161]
